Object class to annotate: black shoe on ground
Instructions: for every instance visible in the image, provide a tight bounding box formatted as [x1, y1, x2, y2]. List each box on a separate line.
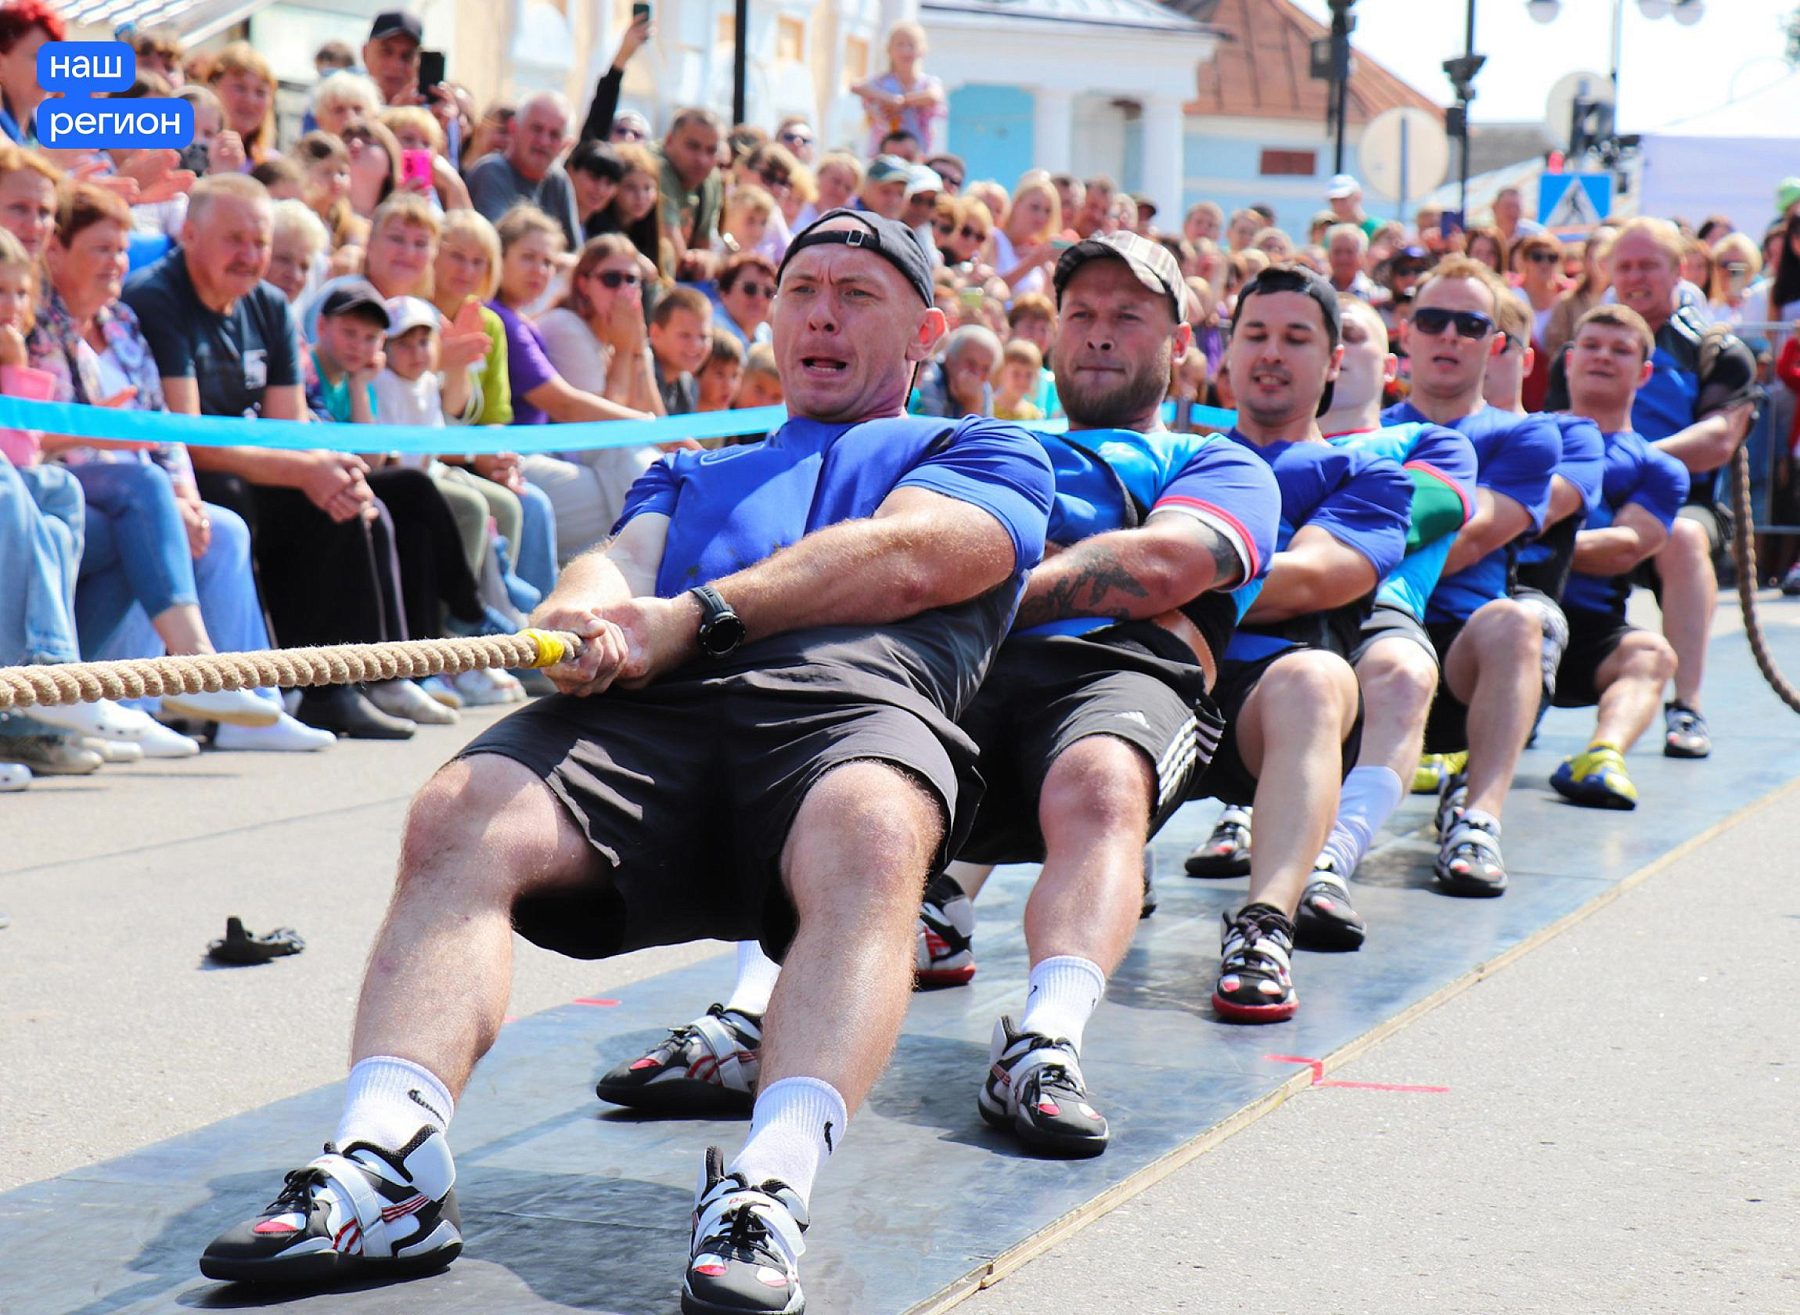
[1663, 701, 1711, 758]
[682, 1146, 808, 1314]
[1212, 904, 1298, 1023]
[295, 686, 416, 740]
[977, 1017, 1109, 1158]
[1294, 856, 1366, 950]
[595, 1004, 761, 1115]
[199, 1126, 461, 1285]
[1185, 805, 1252, 877]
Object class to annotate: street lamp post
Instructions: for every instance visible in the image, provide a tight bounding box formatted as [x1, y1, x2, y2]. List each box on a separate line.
[1443, 0, 1486, 221]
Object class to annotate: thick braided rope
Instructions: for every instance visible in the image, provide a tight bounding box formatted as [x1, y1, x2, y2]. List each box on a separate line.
[0, 630, 582, 712]
[1730, 444, 1800, 715]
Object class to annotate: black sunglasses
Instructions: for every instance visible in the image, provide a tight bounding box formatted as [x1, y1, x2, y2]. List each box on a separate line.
[1525, 249, 1561, 264]
[1411, 307, 1495, 340]
[592, 270, 641, 288]
[779, 131, 812, 145]
[733, 280, 774, 299]
[759, 170, 792, 189]
[936, 222, 986, 242]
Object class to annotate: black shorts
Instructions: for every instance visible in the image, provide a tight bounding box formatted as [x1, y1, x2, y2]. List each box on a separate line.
[1349, 602, 1440, 671]
[956, 624, 1223, 865]
[458, 673, 977, 962]
[1423, 619, 1471, 754]
[1187, 646, 1365, 807]
[1552, 607, 1638, 708]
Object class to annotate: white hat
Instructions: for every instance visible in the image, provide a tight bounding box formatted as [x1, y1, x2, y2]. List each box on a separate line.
[1326, 173, 1361, 200]
[384, 296, 439, 338]
[905, 166, 945, 200]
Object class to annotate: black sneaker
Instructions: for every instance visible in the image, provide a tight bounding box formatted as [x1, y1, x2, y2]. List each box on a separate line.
[596, 1004, 761, 1115]
[1434, 810, 1508, 897]
[915, 871, 977, 988]
[1294, 856, 1366, 950]
[682, 1146, 808, 1315]
[977, 1017, 1109, 1158]
[1185, 805, 1252, 877]
[1212, 905, 1297, 1023]
[199, 1126, 461, 1284]
[1663, 702, 1711, 759]
[1140, 849, 1158, 919]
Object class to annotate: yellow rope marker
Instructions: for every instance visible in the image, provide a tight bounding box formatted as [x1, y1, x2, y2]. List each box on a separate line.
[0, 631, 585, 713]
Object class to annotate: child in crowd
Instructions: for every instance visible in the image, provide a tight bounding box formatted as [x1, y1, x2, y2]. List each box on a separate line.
[306, 280, 388, 424]
[719, 185, 775, 257]
[373, 297, 445, 433]
[695, 329, 745, 414]
[853, 21, 946, 158]
[810, 153, 862, 220]
[1004, 293, 1061, 418]
[648, 286, 713, 416]
[735, 342, 782, 409]
[992, 339, 1043, 421]
[172, 84, 243, 178]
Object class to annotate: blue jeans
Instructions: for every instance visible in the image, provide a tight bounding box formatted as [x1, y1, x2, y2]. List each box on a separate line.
[512, 479, 558, 605]
[70, 461, 200, 656]
[87, 502, 283, 709]
[0, 460, 84, 665]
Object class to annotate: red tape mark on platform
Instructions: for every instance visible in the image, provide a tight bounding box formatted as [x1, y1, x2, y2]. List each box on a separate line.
[1267, 1053, 1448, 1093]
[573, 998, 620, 1007]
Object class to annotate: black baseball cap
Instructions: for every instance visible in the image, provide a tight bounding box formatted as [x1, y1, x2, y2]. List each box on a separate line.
[778, 208, 934, 308]
[319, 279, 392, 328]
[369, 11, 423, 44]
[1232, 264, 1342, 415]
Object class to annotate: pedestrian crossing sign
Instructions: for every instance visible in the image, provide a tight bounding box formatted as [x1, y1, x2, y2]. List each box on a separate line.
[1538, 173, 1611, 233]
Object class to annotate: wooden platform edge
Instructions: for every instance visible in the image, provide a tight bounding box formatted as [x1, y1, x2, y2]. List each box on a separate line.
[903, 773, 1800, 1315]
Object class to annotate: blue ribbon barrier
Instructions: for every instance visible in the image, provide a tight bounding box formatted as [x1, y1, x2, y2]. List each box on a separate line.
[0, 394, 1239, 456]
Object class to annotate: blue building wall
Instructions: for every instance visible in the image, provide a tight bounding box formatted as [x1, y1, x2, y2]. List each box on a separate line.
[947, 85, 1034, 187]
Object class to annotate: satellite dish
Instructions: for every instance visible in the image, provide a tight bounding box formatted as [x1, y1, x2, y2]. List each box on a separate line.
[1545, 70, 1615, 152]
[1358, 107, 1449, 206]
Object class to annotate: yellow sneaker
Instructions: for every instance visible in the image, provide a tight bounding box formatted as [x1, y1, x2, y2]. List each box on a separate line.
[1412, 750, 1468, 795]
[1550, 744, 1638, 810]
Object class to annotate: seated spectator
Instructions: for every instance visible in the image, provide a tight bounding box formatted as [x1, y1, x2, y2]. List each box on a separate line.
[467, 92, 581, 251]
[1513, 232, 1564, 410]
[567, 139, 624, 234]
[1004, 292, 1059, 417]
[924, 152, 964, 196]
[807, 152, 861, 226]
[306, 280, 388, 424]
[858, 156, 911, 221]
[293, 131, 367, 254]
[735, 340, 782, 409]
[250, 156, 303, 202]
[372, 296, 444, 430]
[0, 0, 61, 147]
[313, 40, 354, 78]
[1545, 225, 1614, 362]
[1225, 207, 1260, 253]
[1252, 226, 1294, 261]
[655, 107, 727, 282]
[911, 323, 1000, 418]
[993, 174, 1058, 295]
[342, 120, 404, 221]
[206, 42, 279, 166]
[780, 160, 815, 235]
[1184, 200, 1223, 246]
[719, 184, 775, 257]
[608, 108, 648, 146]
[173, 85, 240, 179]
[490, 205, 649, 428]
[1707, 232, 1763, 328]
[775, 117, 816, 164]
[380, 105, 473, 213]
[1325, 223, 1377, 298]
[1466, 225, 1508, 275]
[520, 232, 666, 561]
[877, 128, 921, 163]
[695, 329, 745, 413]
[729, 142, 801, 262]
[130, 24, 187, 87]
[588, 142, 664, 283]
[992, 338, 1043, 421]
[312, 71, 382, 141]
[266, 199, 329, 305]
[712, 250, 775, 347]
[935, 196, 993, 272]
[648, 285, 713, 415]
[1073, 175, 1115, 239]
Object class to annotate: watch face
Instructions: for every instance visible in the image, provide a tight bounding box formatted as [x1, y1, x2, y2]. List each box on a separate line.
[702, 613, 747, 656]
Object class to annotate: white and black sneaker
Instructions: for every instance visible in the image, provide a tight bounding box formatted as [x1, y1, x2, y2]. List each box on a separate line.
[1185, 805, 1252, 877]
[682, 1146, 808, 1315]
[596, 1004, 762, 1115]
[915, 872, 977, 988]
[1294, 855, 1366, 950]
[199, 1126, 461, 1285]
[977, 1016, 1109, 1158]
[1212, 905, 1298, 1023]
[1434, 809, 1508, 898]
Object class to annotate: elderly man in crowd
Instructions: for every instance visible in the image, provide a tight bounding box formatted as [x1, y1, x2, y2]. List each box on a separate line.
[466, 91, 582, 251]
[198, 208, 1054, 1315]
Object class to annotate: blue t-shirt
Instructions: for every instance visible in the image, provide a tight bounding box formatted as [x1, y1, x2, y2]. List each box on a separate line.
[1222, 432, 1413, 663]
[1562, 429, 1690, 617]
[1327, 420, 1476, 621]
[1023, 427, 1281, 660]
[614, 413, 1054, 720]
[1516, 413, 1607, 592]
[1386, 402, 1560, 624]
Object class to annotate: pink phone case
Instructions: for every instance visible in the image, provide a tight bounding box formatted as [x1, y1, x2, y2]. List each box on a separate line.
[402, 150, 434, 188]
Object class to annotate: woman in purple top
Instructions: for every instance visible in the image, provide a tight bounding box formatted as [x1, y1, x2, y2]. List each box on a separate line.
[488, 206, 649, 426]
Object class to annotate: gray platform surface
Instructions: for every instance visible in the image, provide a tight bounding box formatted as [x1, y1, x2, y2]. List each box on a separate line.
[4, 615, 1800, 1315]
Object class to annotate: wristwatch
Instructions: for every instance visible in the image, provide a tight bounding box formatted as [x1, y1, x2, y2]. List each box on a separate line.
[688, 584, 747, 658]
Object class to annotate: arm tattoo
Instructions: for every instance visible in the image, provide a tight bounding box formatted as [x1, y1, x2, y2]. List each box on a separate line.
[1014, 543, 1151, 629]
[1201, 525, 1245, 590]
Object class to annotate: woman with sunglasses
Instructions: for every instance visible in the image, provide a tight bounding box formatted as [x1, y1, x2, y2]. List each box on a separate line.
[713, 250, 777, 347]
[1512, 234, 1564, 410]
[516, 231, 669, 561]
[934, 196, 993, 269]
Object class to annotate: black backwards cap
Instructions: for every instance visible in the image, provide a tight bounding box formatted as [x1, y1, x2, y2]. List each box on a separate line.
[777, 208, 936, 308]
[1232, 263, 1343, 416]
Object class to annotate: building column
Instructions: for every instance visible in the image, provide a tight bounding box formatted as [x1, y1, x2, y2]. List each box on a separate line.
[1140, 94, 1185, 226]
[1033, 86, 1074, 175]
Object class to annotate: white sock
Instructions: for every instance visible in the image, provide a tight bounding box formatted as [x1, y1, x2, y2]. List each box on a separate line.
[730, 1076, 847, 1207]
[1317, 765, 1405, 876]
[335, 1056, 455, 1152]
[1019, 955, 1107, 1053]
[723, 940, 781, 1018]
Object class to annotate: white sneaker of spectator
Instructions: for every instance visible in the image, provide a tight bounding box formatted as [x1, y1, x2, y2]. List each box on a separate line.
[451, 668, 525, 706]
[213, 713, 337, 753]
[368, 680, 460, 726]
[28, 698, 200, 758]
[161, 688, 282, 728]
[0, 762, 29, 792]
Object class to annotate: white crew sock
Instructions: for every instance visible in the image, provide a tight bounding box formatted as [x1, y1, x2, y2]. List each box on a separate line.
[723, 940, 782, 1018]
[1317, 765, 1405, 877]
[730, 1076, 847, 1207]
[335, 1056, 455, 1152]
[1018, 955, 1107, 1053]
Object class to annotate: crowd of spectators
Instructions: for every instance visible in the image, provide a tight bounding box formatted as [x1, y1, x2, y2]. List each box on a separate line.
[0, 1, 1792, 794]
